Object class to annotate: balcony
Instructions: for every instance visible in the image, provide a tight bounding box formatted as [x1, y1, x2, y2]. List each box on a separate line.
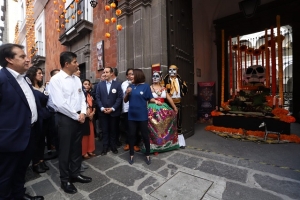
[31, 41, 46, 66]
[58, 0, 93, 46]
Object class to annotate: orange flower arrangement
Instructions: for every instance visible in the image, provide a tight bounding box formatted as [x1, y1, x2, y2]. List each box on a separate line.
[116, 9, 122, 16]
[211, 110, 222, 116]
[272, 107, 295, 123]
[111, 2, 116, 8]
[275, 35, 285, 43]
[272, 107, 289, 116]
[246, 47, 254, 55]
[105, 5, 110, 11]
[116, 24, 123, 31]
[232, 44, 238, 51]
[240, 45, 247, 51]
[105, 19, 110, 24]
[206, 125, 300, 143]
[111, 17, 117, 23]
[105, 33, 111, 38]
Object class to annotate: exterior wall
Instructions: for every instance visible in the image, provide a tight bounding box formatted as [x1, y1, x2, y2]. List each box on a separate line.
[44, 1, 66, 81]
[117, 0, 168, 82]
[91, 1, 118, 82]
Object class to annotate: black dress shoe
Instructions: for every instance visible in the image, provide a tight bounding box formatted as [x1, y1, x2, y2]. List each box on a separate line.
[145, 156, 151, 165]
[32, 163, 46, 173]
[180, 146, 185, 149]
[129, 156, 134, 165]
[61, 181, 77, 194]
[40, 161, 49, 170]
[101, 149, 107, 156]
[111, 147, 118, 154]
[116, 140, 122, 147]
[70, 174, 92, 183]
[23, 194, 44, 200]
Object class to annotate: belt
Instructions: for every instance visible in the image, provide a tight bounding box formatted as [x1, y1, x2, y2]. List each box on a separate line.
[31, 122, 36, 127]
[172, 98, 181, 103]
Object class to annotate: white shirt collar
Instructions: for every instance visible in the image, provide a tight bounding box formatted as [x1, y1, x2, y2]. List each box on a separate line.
[6, 67, 24, 79]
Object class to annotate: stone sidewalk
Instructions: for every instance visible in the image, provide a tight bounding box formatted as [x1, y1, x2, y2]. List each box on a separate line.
[24, 145, 300, 200]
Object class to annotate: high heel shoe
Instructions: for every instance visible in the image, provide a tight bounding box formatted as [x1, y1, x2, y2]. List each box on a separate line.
[129, 156, 134, 165]
[146, 156, 151, 165]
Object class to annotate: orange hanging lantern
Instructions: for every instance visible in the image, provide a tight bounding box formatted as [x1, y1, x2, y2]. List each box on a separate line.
[70, 4, 74, 9]
[65, 19, 69, 23]
[105, 5, 110, 11]
[71, 15, 75, 19]
[111, 2, 116, 8]
[116, 9, 122, 16]
[77, 10, 82, 15]
[116, 24, 122, 31]
[111, 17, 117, 23]
[105, 33, 111, 38]
[105, 19, 110, 24]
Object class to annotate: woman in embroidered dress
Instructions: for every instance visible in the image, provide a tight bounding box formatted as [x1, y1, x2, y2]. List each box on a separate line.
[145, 71, 179, 153]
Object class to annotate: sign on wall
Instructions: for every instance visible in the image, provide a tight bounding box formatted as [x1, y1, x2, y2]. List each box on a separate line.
[198, 82, 216, 123]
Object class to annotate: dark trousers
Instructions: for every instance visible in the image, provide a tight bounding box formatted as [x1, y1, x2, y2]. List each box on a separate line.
[100, 114, 118, 149]
[32, 121, 45, 165]
[121, 112, 141, 145]
[46, 113, 59, 151]
[57, 113, 82, 183]
[128, 120, 150, 156]
[0, 125, 36, 199]
[175, 103, 182, 133]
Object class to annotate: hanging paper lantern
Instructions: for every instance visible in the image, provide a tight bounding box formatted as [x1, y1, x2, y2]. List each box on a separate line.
[116, 24, 122, 31]
[71, 15, 75, 19]
[116, 9, 122, 16]
[77, 10, 82, 15]
[105, 5, 110, 11]
[105, 33, 111, 38]
[111, 17, 117, 23]
[105, 19, 110, 24]
[70, 4, 74, 9]
[111, 2, 116, 8]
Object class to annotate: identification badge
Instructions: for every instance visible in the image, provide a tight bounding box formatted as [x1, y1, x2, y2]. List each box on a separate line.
[140, 91, 143, 95]
[112, 89, 116, 93]
[25, 77, 32, 85]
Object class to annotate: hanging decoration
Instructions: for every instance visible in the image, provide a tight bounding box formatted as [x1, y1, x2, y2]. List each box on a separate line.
[25, 0, 36, 58]
[104, 1, 123, 39]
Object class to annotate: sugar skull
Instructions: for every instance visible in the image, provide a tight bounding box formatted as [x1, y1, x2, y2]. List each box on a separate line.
[152, 71, 162, 83]
[243, 65, 265, 84]
[168, 65, 178, 77]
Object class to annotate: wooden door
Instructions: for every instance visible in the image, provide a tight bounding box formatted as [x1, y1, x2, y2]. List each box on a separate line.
[166, 0, 196, 138]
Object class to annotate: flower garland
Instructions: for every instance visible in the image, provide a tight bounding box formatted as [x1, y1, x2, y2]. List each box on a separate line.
[271, 108, 295, 123]
[211, 110, 222, 116]
[205, 125, 300, 143]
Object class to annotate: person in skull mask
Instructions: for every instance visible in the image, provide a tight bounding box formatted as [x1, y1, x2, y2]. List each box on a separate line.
[163, 65, 188, 148]
[143, 71, 179, 154]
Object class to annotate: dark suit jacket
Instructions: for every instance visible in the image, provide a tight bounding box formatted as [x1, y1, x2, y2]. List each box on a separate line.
[95, 80, 123, 117]
[0, 67, 43, 152]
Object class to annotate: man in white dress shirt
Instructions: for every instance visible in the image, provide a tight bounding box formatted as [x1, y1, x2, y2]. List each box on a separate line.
[47, 51, 92, 194]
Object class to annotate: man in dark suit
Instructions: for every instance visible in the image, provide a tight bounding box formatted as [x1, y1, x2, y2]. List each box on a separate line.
[96, 67, 123, 155]
[0, 43, 44, 200]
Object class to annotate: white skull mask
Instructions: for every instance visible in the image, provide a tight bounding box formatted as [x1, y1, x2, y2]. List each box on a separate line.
[152, 72, 161, 83]
[169, 68, 177, 76]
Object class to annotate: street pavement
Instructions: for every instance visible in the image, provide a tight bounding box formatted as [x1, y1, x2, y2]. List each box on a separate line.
[24, 123, 300, 200]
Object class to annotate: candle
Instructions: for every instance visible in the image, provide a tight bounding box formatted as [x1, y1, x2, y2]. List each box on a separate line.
[273, 96, 276, 106]
[278, 98, 282, 106]
[230, 88, 233, 96]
